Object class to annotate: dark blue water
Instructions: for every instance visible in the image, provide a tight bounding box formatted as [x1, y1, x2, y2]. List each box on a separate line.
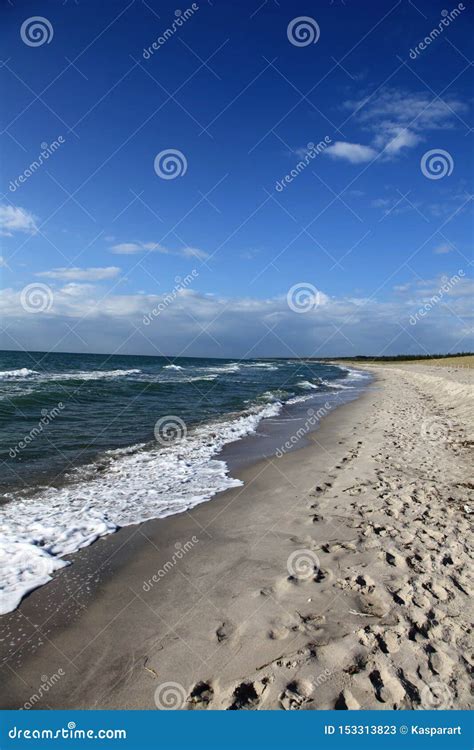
[0, 351, 366, 490]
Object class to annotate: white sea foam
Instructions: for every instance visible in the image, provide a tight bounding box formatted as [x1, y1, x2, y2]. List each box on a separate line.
[163, 364, 183, 370]
[298, 380, 320, 390]
[319, 378, 353, 390]
[47, 369, 142, 380]
[0, 401, 282, 615]
[205, 363, 241, 374]
[243, 362, 278, 370]
[0, 368, 142, 382]
[286, 393, 316, 404]
[337, 366, 368, 381]
[0, 368, 39, 379]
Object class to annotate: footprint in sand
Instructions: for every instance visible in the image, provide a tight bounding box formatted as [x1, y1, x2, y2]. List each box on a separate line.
[279, 679, 313, 710]
[216, 621, 235, 643]
[227, 679, 269, 710]
[187, 681, 214, 709]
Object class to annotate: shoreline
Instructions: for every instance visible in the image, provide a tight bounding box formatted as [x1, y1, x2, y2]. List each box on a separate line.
[0, 364, 472, 710]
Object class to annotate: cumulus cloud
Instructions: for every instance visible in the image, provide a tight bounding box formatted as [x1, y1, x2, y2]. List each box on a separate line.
[325, 141, 377, 164]
[1, 277, 471, 357]
[37, 266, 121, 281]
[0, 205, 38, 235]
[110, 241, 209, 260]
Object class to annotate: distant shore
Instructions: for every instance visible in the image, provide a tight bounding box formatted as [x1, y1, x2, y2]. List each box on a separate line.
[0, 363, 472, 710]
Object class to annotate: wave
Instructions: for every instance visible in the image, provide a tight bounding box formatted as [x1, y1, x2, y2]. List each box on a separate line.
[259, 389, 291, 403]
[243, 362, 278, 371]
[318, 378, 353, 390]
[0, 368, 142, 382]
[0, 401, 282, 615]
[163, 364, 183, 370]
[298, 380, 320, 390]
[205, 363, 241, 374]
[286, 393, 317, 404]
[0, 368, 39, 379]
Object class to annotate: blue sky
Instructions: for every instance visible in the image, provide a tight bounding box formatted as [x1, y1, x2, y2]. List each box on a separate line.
[0, 0, 472, 357]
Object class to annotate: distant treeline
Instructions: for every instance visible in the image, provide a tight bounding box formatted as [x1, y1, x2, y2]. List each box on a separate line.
[318, 352, 473, 362]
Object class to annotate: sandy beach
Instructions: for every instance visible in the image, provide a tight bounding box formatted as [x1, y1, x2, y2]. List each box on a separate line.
[0, 363, 472, 711]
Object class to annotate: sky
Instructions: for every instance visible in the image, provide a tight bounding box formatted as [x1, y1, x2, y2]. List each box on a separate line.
[0, 0, 473, 358]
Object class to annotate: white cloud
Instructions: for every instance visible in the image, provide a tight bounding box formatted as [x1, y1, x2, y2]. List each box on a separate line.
[380, 127, 420, 156]
[0, 205, 38, 235]
[433, 243, 454, 255]
[110, 242, 146, 255]
[37, 266, 121, 281]
[345, 88, 467, 134]
[1, 276, 471, 357]
[110, 241, 209, 260]
[338, 88, 469, 161]
[325, 141, 377, 164]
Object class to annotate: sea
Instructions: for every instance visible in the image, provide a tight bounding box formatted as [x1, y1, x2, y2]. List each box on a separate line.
[0, 351, 371, 614]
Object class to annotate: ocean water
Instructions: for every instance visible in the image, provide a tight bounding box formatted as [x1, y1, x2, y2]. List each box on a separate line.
[0, 351, 371, 614]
